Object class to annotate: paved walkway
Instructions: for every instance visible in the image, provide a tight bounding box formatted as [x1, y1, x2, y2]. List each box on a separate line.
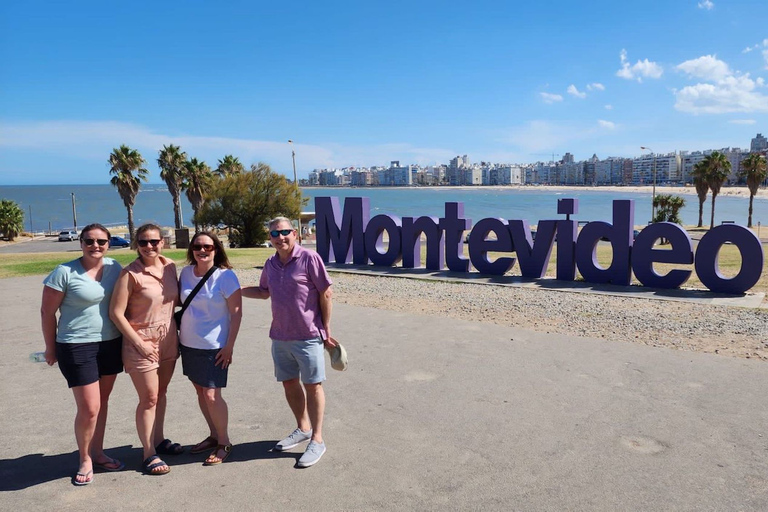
[2, 275, 768, 511]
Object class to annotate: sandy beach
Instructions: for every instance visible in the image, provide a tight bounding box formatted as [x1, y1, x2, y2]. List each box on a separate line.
[440, 184, 763, 199]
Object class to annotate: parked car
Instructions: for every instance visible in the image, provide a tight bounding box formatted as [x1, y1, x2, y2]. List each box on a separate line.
[58, 231, 78, 241]
[109, 236, 130, 248]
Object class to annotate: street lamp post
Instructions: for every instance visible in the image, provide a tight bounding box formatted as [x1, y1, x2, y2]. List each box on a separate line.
[71, 192, 78, 233]
[288, 140, 301, 243]
[640, 147, 657, 222]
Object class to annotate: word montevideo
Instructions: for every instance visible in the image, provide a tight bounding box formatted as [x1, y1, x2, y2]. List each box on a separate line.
[314, 196, 764, 295]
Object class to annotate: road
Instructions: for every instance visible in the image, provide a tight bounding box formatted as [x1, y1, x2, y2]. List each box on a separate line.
[0, 237, 133, 255]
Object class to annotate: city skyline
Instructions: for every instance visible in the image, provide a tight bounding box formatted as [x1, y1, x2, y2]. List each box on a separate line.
[1, 1, 767, 185]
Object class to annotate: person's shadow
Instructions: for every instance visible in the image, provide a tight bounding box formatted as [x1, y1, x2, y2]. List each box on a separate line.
[0, 441, 297, 490]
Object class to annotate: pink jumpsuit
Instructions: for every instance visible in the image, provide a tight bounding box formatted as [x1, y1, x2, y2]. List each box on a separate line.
[122, 255, 179, 373]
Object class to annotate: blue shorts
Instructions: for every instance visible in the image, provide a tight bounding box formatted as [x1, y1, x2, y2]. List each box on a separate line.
[180, 345, 228, 389]
[271, 337, 326, 384]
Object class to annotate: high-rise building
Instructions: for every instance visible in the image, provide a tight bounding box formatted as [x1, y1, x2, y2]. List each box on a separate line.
[751, 133, 768, 152]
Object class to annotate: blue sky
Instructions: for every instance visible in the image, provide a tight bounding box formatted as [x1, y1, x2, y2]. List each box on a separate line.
[1, 0, 767, 185]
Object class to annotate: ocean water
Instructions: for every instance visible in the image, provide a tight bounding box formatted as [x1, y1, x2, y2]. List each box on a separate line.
[1, 184, 767, 233]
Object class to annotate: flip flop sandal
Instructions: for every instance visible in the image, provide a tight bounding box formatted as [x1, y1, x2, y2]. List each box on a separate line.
[203, 444, 232, 466]
[94, 456, 125, 472]
[156, 439, 184, 455]
[190, 436, 218, 454]
[72, 470, 93, 486]
[143, 455, 171, 475]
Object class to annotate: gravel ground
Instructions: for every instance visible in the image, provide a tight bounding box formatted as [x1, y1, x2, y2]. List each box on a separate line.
[235, 267, 768, 362]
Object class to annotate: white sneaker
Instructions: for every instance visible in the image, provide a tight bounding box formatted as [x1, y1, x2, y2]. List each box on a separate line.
[274, 428, 312, 451]
[297, 440, 326, 468]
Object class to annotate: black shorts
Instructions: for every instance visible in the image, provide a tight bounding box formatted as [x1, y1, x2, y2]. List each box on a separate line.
[56, 337, 123, 388]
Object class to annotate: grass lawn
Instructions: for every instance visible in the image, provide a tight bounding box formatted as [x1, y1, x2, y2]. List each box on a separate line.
[0, 248, 274, 280]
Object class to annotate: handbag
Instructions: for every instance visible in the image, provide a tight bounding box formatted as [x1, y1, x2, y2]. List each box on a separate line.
[175, 266, 217, 331]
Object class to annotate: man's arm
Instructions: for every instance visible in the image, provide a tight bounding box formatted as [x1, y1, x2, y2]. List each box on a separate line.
[241, 286, 270, 300]
[318, 285, 335, 347]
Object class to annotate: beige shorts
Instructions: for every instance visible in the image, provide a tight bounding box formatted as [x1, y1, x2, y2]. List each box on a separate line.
[123, 323, 179, 374]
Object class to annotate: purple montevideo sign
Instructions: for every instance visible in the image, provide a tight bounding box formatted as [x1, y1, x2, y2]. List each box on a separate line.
[314, 196, 764, 294]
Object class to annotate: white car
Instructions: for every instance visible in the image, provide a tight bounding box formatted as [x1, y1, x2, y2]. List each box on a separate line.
[58, 231, 78, 241]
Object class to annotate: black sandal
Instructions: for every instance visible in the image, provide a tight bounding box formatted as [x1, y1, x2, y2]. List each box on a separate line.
[156, 438, 184, 455]
[143, 455, 170, 475]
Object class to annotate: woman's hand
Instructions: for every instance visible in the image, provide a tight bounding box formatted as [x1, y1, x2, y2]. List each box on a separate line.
[137, 340, 159, 362]
[44, 346, 57, 366]
[215, 344, 234, 369]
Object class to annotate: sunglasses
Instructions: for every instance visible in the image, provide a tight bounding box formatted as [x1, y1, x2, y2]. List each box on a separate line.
[192, 243, 215, 252]
[83, 238, 109, 247]
[137, 239, 161, 247]
[270, 229, 294, 237]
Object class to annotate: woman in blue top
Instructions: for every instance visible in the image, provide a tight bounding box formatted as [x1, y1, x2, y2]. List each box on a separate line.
[41, 223, 125, 486]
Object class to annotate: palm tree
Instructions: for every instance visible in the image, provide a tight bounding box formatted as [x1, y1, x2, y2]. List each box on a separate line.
[740, 153, 767, 228]
[109, 145, 148, 240]
[183, 158, 214, 230]
[652, 194, 686, 224]
[691, 160, 709, 228]
[0, 199, 24, 241]
[158, 144, 188, 229]
[215, 155, 244, 178]
[702, 151, 732, 230]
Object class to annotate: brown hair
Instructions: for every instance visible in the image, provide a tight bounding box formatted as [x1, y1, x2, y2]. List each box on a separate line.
[132, 223, 163, 251]
[80, 223, 111, 240]
[186, 231, 232, 269]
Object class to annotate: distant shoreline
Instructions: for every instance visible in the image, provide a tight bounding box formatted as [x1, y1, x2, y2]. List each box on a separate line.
[302, 184, 765, 199]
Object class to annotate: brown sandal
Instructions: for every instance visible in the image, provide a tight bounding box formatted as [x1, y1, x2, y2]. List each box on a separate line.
[203, 444, 232, 466]
[190, 436, 218, 454]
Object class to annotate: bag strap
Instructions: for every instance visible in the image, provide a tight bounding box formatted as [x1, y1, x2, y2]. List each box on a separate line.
[178, 266, 217, 317]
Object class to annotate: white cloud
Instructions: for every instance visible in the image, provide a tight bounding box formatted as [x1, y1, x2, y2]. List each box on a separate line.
[697, 0, 714, 10]
[674, 73, 768, 114]
[540, 92, 564, 104]
[728, 119, 757, 124]
[567, 84, 587, 98]
[587, 83, 605, 91]
[604, 104, 614, 110]
[616, 49, 663, 82]
[676, 55, 731, 81]
[597, 120, 616, 130]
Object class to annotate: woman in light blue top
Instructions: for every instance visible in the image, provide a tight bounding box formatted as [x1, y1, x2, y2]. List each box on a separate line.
[41, 223, 125, 486]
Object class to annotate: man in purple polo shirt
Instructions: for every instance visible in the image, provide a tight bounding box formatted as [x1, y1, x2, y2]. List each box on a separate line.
[242, 216, 336, 468]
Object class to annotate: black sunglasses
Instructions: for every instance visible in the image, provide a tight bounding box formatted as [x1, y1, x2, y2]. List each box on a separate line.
[270, 229, 294, 237]
[137, 239, 162, 247]
[192, 243, 215, 252]
[83, 238, 109, 247]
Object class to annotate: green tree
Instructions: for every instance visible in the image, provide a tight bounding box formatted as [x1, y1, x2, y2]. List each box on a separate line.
[158, 144, 188, 229]
[691, 160, 709, 228]
[0, 199, 24, 241]
[702, 151, 731, 229]
[652, 194, 686, 224]
[183, 157, 214, 230]
[109, 145, 148, 240]
[215, 155, 244, 178]
[740, 153, 767, 228]
[196, 163, 305, 247]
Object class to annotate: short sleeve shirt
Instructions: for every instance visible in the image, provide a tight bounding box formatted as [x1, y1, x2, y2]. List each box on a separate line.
[260, 244, 332, 341]
[43, 257, 122, 343]
[178, 266, 241, 350]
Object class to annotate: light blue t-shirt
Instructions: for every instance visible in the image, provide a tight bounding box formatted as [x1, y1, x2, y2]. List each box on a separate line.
[43, 257, 122, 343]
